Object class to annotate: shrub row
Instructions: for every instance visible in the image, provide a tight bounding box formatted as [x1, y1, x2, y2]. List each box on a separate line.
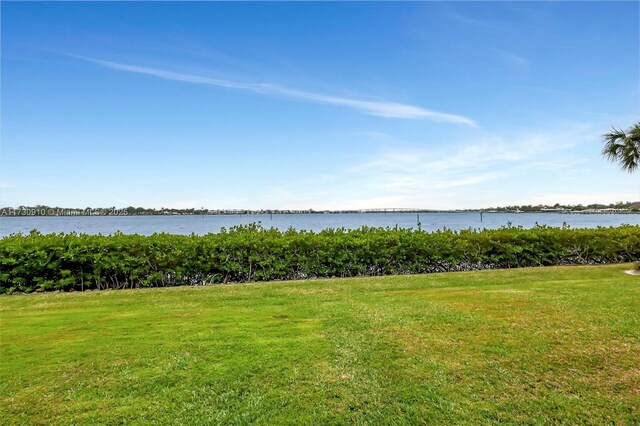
[1, 224, 639, 293]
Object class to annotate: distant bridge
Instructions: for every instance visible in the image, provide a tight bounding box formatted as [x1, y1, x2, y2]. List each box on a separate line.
[356, 208, 436, 213]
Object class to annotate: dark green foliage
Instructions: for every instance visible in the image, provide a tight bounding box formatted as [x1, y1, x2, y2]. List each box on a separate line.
[602, 122, 640, 173]
[1, 225, 639, 293]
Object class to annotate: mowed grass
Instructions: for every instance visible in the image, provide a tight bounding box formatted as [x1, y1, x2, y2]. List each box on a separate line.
[1, 264, 639, 425]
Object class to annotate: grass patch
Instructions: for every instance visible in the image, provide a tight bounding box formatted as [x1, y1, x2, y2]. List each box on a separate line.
[1, 264, 639, 424]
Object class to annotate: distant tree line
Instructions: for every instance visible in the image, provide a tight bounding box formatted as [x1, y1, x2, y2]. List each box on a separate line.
[1, 202, 638, 217]
[491, 201, 639, 213]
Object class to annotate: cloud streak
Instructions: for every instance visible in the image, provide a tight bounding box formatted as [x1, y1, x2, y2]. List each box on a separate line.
[252, 126, 597, 210]
[72, 55, 476, 126]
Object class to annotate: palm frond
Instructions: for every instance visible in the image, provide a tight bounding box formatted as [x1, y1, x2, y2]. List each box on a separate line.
[601, 122, 640, 173]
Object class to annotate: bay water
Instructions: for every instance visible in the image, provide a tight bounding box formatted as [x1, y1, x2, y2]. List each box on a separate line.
[1, 212, 639, 237]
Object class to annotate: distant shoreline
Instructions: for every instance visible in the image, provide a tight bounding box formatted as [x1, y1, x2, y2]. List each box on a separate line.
[2, 209, 639, 218]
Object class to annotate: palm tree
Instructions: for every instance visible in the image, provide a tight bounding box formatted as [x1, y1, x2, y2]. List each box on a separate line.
[601, 122, 640, 173]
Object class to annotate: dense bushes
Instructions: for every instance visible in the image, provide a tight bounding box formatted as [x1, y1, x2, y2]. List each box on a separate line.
[1, 224, 639, 293]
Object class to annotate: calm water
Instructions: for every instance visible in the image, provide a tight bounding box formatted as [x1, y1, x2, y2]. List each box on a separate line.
[1, 212, 639, 237]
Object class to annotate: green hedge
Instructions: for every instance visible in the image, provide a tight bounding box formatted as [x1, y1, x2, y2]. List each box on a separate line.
[1, 224, 639, 293]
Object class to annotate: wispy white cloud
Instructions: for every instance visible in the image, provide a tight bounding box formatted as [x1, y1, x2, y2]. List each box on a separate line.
[248, 125, 604, 210]
[503, 52, 528, 68]
[491, 49, 529, 70]
[442, 7, 511, 33]
[350, 129, 579, 176]
[71, 55, 476, 126]
[0, 182, 17, 189]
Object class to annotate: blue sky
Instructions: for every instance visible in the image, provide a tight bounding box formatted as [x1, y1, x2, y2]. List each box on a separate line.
[2, 1, 639, 210]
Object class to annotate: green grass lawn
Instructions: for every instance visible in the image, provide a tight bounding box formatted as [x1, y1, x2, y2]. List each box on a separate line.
[1, 264, 639, 425]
